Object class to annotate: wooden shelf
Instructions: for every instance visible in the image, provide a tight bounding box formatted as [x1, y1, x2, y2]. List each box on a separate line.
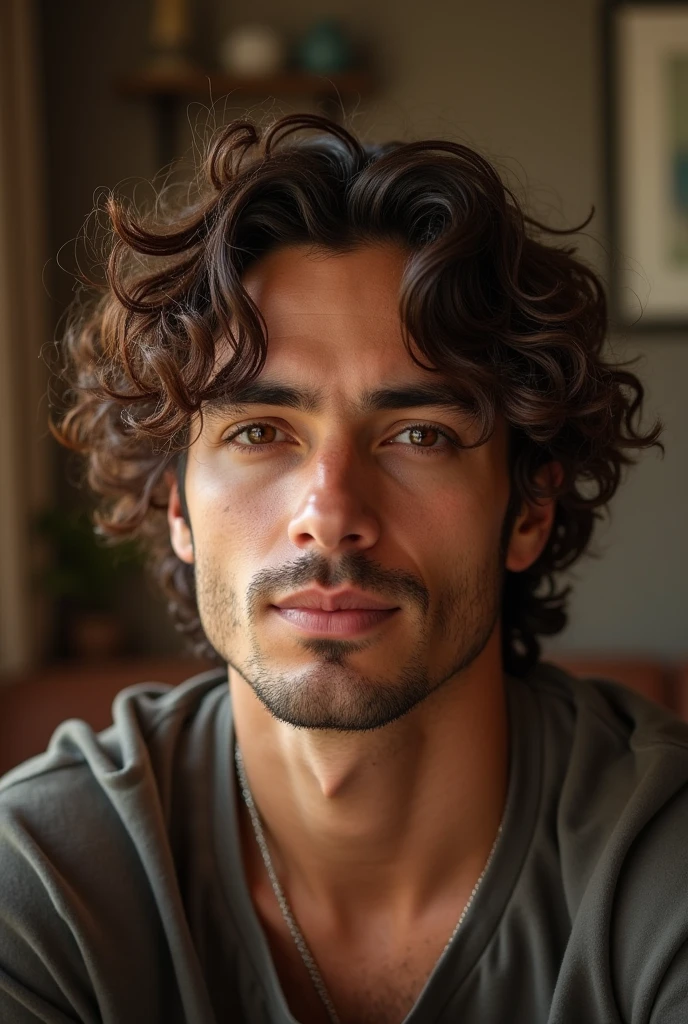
[116, 67, 377, 101]
[115, 66, 378, 168]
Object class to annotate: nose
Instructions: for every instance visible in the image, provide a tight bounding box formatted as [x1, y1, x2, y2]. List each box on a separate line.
[286, 445, 381, 556]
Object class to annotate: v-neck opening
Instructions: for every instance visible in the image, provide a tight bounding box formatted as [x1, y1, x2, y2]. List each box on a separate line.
[212, 674, 543, 1023]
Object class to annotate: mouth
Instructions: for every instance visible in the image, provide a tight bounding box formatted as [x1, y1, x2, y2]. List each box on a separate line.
[270, 606, 399, 637]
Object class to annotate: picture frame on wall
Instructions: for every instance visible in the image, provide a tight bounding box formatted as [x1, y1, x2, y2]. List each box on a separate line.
[604, 1, 688, 330]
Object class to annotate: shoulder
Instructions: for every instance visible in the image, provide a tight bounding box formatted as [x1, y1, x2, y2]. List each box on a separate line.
[0, 665, 229, 797]
[609, 779, 688, 1022]
[0, 665, 229, 872]
[0, 666, 228, 1021]
[524, 658, 688, 746]
[525, 659, 688, 865]
[0, 661, 228, 864]
[522, 659, 688, 786]
[521, 661, 688, 1020]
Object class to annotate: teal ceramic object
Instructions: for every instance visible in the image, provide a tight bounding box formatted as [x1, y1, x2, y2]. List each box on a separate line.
[295, 19, 353, 73]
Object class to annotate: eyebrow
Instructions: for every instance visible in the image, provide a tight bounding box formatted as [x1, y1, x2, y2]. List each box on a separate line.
[201, 378, 476, 419]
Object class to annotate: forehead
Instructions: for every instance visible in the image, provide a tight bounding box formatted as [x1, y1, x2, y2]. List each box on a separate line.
[237, 244, 409, 378]
[204, 245, 502, 437]
[241, 243, 408, 325]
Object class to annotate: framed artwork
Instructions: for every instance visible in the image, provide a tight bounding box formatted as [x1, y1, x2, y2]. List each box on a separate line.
[604, 1, 688, 330]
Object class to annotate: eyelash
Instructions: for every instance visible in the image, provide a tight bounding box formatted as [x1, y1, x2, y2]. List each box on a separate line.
[221, 421, 461, 457]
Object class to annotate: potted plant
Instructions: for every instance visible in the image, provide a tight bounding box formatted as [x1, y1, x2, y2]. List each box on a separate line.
[33, 506, 144, 660]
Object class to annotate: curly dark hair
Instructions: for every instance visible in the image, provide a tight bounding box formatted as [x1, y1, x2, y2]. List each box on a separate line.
[51, 111, 663, 677]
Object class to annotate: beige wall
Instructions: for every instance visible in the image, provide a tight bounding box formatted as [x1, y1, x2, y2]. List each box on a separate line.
[40, 0, 688, 657]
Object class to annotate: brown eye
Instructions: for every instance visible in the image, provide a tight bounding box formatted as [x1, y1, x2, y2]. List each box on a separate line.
[224, 422, 284, 450]
[392, 423, 457, 455]
[244, 424, 276, 445]
[223, 420, 458, 457]
[409, 426, 438, 447]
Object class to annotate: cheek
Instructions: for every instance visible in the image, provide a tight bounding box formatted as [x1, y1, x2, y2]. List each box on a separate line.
[189, 457, 282, 547]
[424, 485, 507, 584]
[403, 478, 503, 547]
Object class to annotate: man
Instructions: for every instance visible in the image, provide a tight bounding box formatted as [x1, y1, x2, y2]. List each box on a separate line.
[1, 112, 685, 1024]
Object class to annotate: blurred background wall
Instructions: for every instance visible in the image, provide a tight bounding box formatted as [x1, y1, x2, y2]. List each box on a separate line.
[5, 0, 687, 672]
[0, 0, 50, 672]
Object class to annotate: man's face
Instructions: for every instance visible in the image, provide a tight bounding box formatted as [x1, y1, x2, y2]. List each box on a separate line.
[172, 243, 516, 732]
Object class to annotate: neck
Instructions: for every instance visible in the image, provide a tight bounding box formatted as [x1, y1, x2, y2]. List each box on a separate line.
[229, 631, 509, 933]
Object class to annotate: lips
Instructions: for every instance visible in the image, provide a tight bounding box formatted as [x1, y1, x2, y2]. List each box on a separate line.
[272, 587, 397, 612]
[273, 606, 398, 637]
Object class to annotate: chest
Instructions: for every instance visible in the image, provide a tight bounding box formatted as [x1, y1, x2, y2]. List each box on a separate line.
[236, 806, 465, 1023]
[249, 869, 461, 1024]
[271, 930, 445, 1024]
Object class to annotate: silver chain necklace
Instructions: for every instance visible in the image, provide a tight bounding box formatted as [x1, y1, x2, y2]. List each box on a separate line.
[235, 743, 503, 1024]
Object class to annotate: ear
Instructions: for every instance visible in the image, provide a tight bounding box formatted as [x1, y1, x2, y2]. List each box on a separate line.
[505, 461, 563, 574]
[165, 471, 194, 565]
